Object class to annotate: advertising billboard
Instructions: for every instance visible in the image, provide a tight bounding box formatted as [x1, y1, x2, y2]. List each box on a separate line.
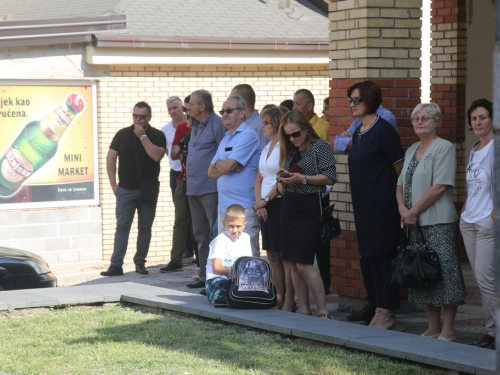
[0, 81, 98, 209]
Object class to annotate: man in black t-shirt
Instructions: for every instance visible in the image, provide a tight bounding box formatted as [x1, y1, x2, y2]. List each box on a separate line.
[101, 101, 166, 277]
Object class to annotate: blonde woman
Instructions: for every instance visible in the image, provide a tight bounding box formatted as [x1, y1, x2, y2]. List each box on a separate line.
[276, 110, 337, 318]
[254, 106, 295, 311]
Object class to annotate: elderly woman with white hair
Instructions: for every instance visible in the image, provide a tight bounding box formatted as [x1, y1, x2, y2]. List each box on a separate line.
[396, 103, 466, 342]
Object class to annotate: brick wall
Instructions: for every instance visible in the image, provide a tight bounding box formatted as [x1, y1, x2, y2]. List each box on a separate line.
[328, 0, 469, 305]
[99, 64, 330, 265]
[0, 207, 102, 268]
[328, 0, 422, 304]
[430, 0, 467, 204]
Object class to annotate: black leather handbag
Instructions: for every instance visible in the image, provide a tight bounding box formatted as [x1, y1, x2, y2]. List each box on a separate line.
[312, 144, 341, 244]
[391, 222, 442, 288]
[319, 203, 341, 244]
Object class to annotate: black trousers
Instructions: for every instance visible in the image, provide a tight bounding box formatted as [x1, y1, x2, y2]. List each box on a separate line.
[365, 250, 400, 310]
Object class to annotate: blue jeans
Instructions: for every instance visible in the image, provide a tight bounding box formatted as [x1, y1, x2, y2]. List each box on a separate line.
[111, 186, 158, 267]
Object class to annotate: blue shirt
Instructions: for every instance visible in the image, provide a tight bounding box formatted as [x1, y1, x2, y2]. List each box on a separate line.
[186, 112, 226, 196]
[211, 122, 261, 212]
[333, 105, 397, 154]
[245, 110, 268, 149]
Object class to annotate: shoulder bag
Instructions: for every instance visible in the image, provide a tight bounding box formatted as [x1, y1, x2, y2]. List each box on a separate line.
[312, 143, 341, 243]
[391, 222, 442, 288]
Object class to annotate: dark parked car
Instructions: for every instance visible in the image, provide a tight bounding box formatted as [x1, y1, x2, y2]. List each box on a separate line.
[0, 247, 57, 291]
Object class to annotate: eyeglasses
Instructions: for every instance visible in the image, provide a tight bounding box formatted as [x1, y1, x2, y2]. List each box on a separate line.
[262, 121, 273, 126]
[133, 114, 148, 120]
[348, 97, 363, 105]
[219, 108, 243, 115]
[284, 129, 302, 139]
[411, 116, 432, 123]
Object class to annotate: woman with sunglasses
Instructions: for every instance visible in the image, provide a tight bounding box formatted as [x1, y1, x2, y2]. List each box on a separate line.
[396, 103, 466, 341]
[347, 80, 404, 330]
[276, 110, 337, 318]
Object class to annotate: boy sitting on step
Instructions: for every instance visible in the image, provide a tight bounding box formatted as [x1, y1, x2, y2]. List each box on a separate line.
[205, 204, 252, 306]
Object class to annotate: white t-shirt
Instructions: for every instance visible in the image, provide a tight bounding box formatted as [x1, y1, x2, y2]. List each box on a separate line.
[462, 139, 494, 223]
[161, 121, 181, 172]
[258, 141, 280, 199]
[206, 231, 253, 281]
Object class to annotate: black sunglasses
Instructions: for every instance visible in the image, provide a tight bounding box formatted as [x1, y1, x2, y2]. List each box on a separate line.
[284, 129, 302, 139]
[132, 114, 148, 120]
[219, 108, 242, 115]
[348, 97, 363, 105]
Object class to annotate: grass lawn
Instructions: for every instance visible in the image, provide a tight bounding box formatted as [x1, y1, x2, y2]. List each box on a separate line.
[0, 303, 452, 375]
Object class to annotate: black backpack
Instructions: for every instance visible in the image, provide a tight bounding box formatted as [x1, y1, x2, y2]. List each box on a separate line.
[228, 257, 277, 309]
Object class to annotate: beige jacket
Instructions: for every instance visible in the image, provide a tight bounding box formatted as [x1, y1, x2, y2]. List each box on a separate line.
[397, 137, 458, 226]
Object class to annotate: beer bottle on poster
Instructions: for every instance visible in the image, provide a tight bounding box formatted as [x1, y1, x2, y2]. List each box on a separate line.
[0, 93, 85, 197]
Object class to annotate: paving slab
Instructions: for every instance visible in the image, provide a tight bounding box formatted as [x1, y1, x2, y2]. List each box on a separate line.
[119, 288, 496, 374]
[0, 290, 59, 309]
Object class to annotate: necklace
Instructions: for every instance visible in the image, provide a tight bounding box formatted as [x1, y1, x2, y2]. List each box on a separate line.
[357, 116, 378, 142]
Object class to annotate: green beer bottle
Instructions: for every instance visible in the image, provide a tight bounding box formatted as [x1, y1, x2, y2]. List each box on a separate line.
[0, 93, 85, 197]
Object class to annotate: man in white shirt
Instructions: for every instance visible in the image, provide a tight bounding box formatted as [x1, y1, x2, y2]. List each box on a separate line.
[161, 96, 186, 197]
[160, 96, 192, 272]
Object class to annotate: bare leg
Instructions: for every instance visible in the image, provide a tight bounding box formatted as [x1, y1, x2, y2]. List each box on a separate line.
[290, 262, 312, 315]
[440, 305, 458, 339]
[282, 260, 296, 311]
[373, 308, 396, 330]
[422, 304, 442, 337]
[267, 251, 285, 310]
[295, 263, 329, 316]
[369, 308, 380, 327]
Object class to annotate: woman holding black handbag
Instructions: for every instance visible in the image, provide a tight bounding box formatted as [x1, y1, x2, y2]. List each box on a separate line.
[396, 103, 466, 342]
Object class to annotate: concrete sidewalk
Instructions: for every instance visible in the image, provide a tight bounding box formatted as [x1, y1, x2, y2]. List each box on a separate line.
[0, 277, 495, 374]
[56, 259, 489, 344]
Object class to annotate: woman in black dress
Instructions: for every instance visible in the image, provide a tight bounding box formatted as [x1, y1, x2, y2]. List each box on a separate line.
[347, 81, 404, 329]
[276, 110, 337, 318]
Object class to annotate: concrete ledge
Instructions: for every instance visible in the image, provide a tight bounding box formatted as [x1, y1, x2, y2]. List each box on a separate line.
[0, 284, 496, 375]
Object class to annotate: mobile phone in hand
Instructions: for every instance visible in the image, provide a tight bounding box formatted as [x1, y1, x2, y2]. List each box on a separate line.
[280, 172, 291, 178]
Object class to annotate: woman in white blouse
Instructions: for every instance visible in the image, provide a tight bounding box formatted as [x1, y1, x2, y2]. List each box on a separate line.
[460, 99, 496, 350]
[254, 106, 296, 311]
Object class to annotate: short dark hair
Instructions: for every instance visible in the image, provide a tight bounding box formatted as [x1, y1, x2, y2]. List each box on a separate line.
[184, 95, 191, 104]
[467, 99, 493, 130]
[294, 89, 315, 106]
[280, 99, 294, 111]
[134, 101, 151, 116]
[323, 97, 331, 105]
[191, 90, 214, 113]
[346, 81, 382, 114]
[232, 84, 256, 108]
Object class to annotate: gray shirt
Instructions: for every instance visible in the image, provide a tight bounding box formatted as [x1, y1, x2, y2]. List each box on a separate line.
[186, 112, 226, 196]
[245, 110, 268, 149]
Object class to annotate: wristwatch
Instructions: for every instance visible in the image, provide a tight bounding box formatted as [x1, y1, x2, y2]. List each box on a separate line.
[264, 196, 270, 202]
[140, 134, 147, 142]
[302, 174, 307, 184]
